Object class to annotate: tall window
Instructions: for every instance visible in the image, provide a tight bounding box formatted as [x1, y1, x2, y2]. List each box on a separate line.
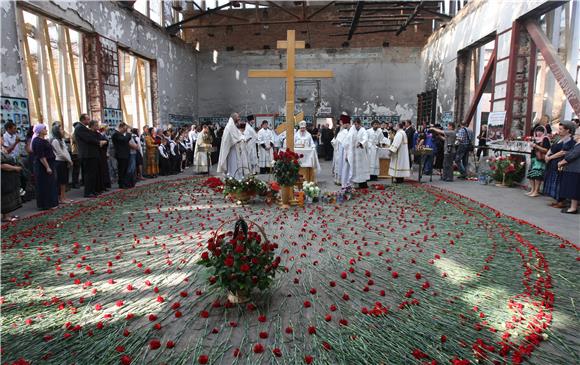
[134, 0, 163, 25]
[17, 9, 87, 134]
[119, 50, 153, 130]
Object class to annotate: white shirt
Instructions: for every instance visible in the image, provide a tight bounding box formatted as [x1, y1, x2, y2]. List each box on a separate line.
[51, 139, 72, 163]
[188, 130, 198, 145]
[2, 132, 19, 158]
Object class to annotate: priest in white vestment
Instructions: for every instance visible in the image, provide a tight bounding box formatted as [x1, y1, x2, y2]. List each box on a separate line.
[388, 122, 411, 183]
[332, 115, 351, 186]
[294, 121, 315, 148]
[217, 113, 250, 179]
[346, 118, 370, 188]
[244, 115, 259, 174]
[193, 124, 213, 174]
[257, 120, 275, 174]
[367, 120, 389, 181]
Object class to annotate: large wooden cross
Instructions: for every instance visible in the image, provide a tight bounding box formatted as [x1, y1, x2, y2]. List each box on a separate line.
[248, 30, 333, 150]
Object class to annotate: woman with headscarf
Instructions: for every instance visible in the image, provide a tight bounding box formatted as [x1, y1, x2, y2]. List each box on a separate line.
[525, 125, 551, 197]
[543, 121, 576, 208]
[1, 135, 22, 222]
[50, 123, 73, 203]
[31, 124, 59, 210]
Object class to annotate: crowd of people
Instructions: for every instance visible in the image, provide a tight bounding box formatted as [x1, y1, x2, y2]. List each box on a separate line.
[2, 111, 579, 222]
[0, 114, 224, 222]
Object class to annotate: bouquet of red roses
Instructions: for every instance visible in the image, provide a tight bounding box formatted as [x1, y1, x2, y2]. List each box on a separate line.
[198, 219, 282, 298]
[272, 149, 302, 186]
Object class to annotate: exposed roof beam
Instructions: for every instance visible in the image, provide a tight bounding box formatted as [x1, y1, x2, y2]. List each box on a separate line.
[266, 1, 301, 20]
[347, 1, 365, 40]
[396, 0, 423, 36]
[419, 7, 452, 20]
[332, 28, 400, 37]
[166, 2, 233, 33]
[181, 19, 340, 29]
[307, 1, 335, 20]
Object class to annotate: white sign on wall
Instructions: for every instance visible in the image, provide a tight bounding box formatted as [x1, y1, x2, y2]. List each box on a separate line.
[488, 111, 506, 141]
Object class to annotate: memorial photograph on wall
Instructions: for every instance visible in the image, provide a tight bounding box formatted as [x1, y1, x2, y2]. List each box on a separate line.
[1, 96, 30, 139]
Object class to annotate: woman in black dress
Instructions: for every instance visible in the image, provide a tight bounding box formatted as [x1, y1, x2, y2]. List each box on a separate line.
[1, 136, 22, 222]
[31, 124, 59, 210]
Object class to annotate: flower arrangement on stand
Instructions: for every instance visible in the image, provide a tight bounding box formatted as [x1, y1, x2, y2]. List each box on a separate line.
[198, 218, 282, 303]
[224, 175, 268, 204]
[272, 150, 302, 206]
[488, 155, 526, 187]
[302, 181, 320, 204]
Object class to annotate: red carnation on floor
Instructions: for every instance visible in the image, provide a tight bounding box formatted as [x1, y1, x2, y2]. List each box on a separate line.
[94, 304, 103, 311]
[166, 341, 175, 349]
[115, 346, 125, 352]
[253, 343, 264, 353]
[272, 348, 282, 357]
[148, 314, 157, 321]
[339, 319, 349, 326]
[285, 326, 293, 334]
[259, 331, 268, 339]
[303, 301, 311, 308]
[198, 354, 208, 364]
[441, 335, 447, 343]
[200, 310, 209, 318]
[412, 349, 429, 359]
[233, 348, 241, 357]
[308, 326, 316, 335]
[258, 314, 267, 322]
[392, 272, 399, 279]
[322, 342, 332, 351]
[149, 339, 161, 350]
[325, 314, 332, 321]
[415, 272, 422, 280]
[120, 355, 132, 365]
[304, 355, 314, 364]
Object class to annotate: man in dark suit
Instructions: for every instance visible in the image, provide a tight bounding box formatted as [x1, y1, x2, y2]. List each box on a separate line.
[74, 114, 106, 198]
[320, 123, 334, 161]
[112, 122, 132, 189]
[404, 120, 416, 168]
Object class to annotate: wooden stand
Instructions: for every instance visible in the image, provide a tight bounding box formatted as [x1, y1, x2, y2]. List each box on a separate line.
[378, 158, 391, 179]
[299, 167, 316, 183]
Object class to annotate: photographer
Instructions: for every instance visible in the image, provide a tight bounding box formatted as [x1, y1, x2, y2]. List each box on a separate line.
[430, 123, 457, 182]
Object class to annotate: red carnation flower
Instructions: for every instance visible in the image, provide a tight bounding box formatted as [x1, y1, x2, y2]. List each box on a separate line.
[167, 341, 175, 349]
[240, 264, 250, 272]
[201, 252, 209, 260]
[324, 314, 332, 322]
[340, 272, 347, 279]
[272, 348, 282, 357]
[94, 304, 103, 311]
[200, 310, 209, 318]
[329, 304, 337, 312]
[149, 339, 161, 350]
[259, 331, 268, 339]
[224, 256, 234, 267]
[253, 343, 264, 353]
[233, 348, 241, 357]
[415, 272, 422, 280]
[153, 323, 162, 330]
[392, 272, 399, 279]
[303, 301, 311, 308]
[329, 281, 336, 287]
[441, 335, 447, 343]
[308, 326, 316, 335]
[116, 345, 125, 352]
[258, 315, 267, 322]
[339, 319, 348, 326]
[148, 314, 157, 321]
[304, 355, 314, 364]
[198, 355, 208, 364]
[175, 311, 183, 318]
[322, 342, 332, 351]
[285, 326, 293, 334]
[120, 355, 132, 365]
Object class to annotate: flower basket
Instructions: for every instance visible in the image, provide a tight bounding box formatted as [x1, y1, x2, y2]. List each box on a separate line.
[198, 218, 282, 300]
[223, 174, 268, 204]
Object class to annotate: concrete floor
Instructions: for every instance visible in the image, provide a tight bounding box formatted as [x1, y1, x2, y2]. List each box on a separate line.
[9, 160, 579, 244]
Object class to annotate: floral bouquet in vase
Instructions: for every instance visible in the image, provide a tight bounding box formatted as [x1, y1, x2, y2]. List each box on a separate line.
[272, 150, 301, 205]
[488, 155, 526, 187]
[302, 181, 320, 203]
[198, 218, 282, 303]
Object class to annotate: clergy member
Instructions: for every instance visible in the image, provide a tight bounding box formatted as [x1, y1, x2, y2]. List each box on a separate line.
[193, 124, 213, 174]
[367, 120, 389, 181]
[332, 113, 352, 187]
[388, 121, 411, 183]
[244, 115, 259, 174]
[347, 118, 371, 188]
[217, 113, 249, 179]
[294, 121, 315, 148]
[257, 120, 275, 174]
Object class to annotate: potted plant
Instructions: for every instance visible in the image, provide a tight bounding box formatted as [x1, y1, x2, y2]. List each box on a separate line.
[272, 150, 301, 206]
[198, 218, 282, 303]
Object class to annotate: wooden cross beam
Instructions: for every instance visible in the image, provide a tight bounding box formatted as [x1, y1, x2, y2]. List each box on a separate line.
[248, 30, 333, 150]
